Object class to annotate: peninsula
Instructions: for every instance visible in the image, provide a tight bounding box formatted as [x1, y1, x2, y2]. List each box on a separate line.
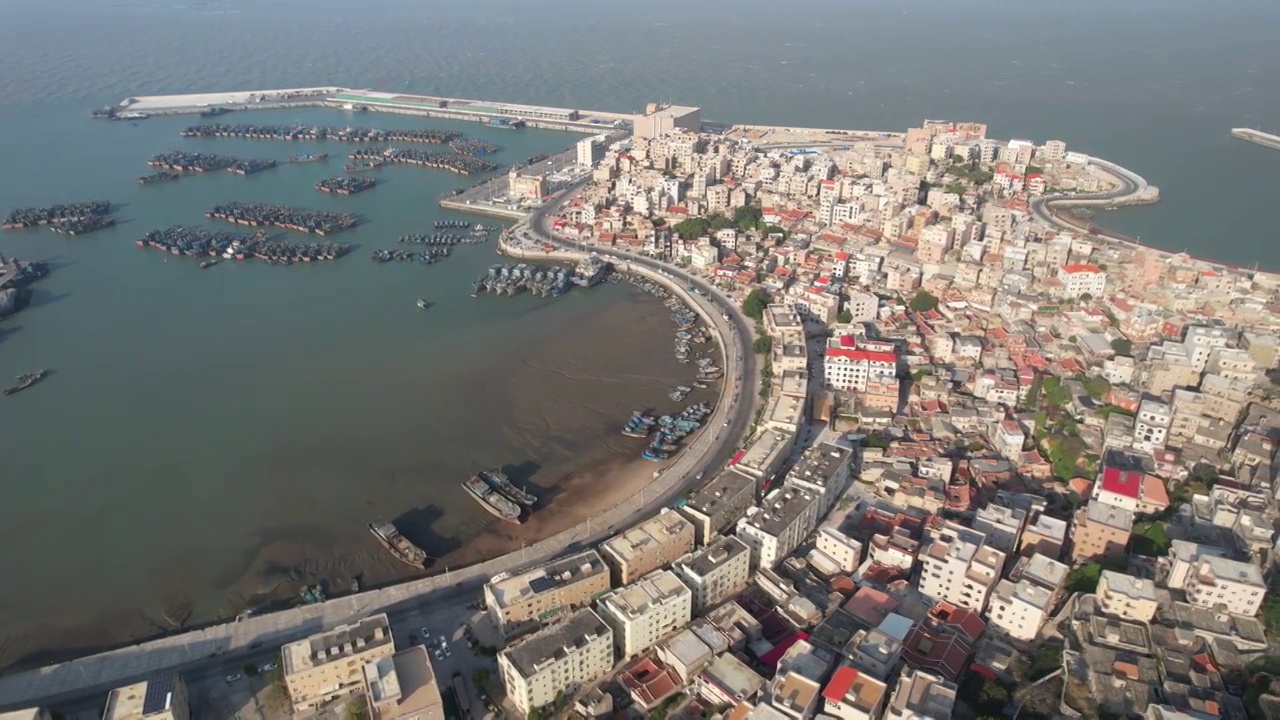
[5, 90, 1277, 720]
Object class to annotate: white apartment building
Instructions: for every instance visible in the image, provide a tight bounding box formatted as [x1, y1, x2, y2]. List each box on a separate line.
[598, 569, 693, 659]
[784, 442, 854, 517]
[811, 527, 864, 575]
[916, 522, 1006, 611]
[497, 609, 615, 716]
[992, 419, 1027, 463]
[736, 486, 820, 569]
[1097, 570, 1159, 623]
[824, 336, 898, 392]
[1133, 398, 1172, 453]
[987, 553, 1069, 641]
[971, 503, 1027, 554]
[883, 668, 956, 720]
[844, 291, 878, 323]
[673, 535, 752, 613]
[1057, 263, 1107, 298]
[1184, 324, 1236, 372]
[1183, 555, 1267, 616]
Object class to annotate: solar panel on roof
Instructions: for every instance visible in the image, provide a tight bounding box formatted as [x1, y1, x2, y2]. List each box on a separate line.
[529, 576, 558, 594]
[142, 672, 177, 716]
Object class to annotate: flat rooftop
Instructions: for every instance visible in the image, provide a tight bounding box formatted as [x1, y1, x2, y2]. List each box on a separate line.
[742, 487, 818, 537]
[283, 614, 392, 676]
[685, 468, 756, 518]
[787, 443, 853, 491]
[975, 502, 1026, 529]
[677, 535, 751, 580]
[1101, 570, 1157, 601]
[363, 646, 445, 720]
[765, 394, 806, 429]
[601, 570, 690, 620]
[780, 370, 808, 397]
[602, 510, 693, 564]
[487, 550, 608, 608]
[501, 608, 612, 678]
[736, 430, 795, 477]
[767, 305, 803, 330]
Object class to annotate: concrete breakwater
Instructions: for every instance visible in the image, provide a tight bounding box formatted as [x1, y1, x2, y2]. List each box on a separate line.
[1231, 127, 1280, 151]
[0, 238, 750, 709]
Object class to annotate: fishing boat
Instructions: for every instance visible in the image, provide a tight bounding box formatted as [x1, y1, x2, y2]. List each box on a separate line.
[480, 469, 537, 508]
[416, 298, 431, 310]
[642, 448, 670, 462]
[199, 259, 219, 269]
[368, 521, 428, 568]
[462, 475, 523, 524]
[4, 370, 48, 396]
[290, 152, 330, 163]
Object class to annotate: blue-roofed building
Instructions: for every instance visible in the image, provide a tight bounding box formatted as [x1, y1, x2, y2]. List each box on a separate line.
[102, 673, 189, 720]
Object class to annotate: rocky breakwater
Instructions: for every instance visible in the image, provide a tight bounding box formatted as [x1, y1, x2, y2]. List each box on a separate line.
[0, 255, 50, 319]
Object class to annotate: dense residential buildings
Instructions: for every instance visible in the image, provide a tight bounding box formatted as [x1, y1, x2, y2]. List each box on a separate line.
[497, 609, 615, 717]
[736, 486, 820, 569]
[601, 509, 697, 585]
[673, 535, 753, 613]
[282, 614, 396, 712]
[598, 569, 694, 659]
[916, 521, 1006, 611]
[679, 468, 758, 544]
[484, 550, 612, 640]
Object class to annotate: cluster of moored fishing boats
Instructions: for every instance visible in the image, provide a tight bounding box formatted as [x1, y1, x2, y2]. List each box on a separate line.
[315, 176, 377, 195]
[146, 151, 275, 175]
[473, 263, 572, 298]
[206, 202, 358, 235]
[348, 147, 498, 175]
[462, 468, 537, 524]
[449, 138, 500, 156]
[434, 220, 470, 229]
[138, 171, 182, 185]
[371, 247, 451, 264]
[135, 226, 351, 264]
[3, 201, 114, 233]
[399, 230, 487, 246]
[621, 401, 714, 462]
[181, 123, 463, 143]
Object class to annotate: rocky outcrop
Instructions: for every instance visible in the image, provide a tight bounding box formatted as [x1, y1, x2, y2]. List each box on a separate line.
[0, 288, 32, 319]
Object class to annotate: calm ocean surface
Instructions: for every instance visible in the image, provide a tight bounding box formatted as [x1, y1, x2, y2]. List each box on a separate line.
[0, 0, 1277, 667]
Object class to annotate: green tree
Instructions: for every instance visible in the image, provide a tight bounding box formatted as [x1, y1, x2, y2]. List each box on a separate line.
[1065, 563, 1103, 593]
[1262, 594, 1280, 637]
[1079, 292, 1093, 302]
[908, 290, 939, 313]
[945, 182, 968, 195]
[753, 336, 773, 354]
[733, 205, 762, 232]
[672, 217, 710, 240]
[707, 213, 733, 232]
[1081, 376, 1111, 400]
[472, 668, 490, 687]
[651, 217, 666, 227]
[1111, 337, 1133, 356]
[860, 435, 891, 449]
[742, 289, 769, 320]
[837, 308, 853, 324]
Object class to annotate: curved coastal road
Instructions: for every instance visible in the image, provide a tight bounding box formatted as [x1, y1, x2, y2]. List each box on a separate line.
[1029, 157, 1153, 238]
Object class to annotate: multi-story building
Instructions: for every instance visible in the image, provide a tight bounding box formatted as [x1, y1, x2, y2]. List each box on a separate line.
[102, 673, 190, 720]
[811, 527, 865, 575]
[673, 535, 752, 613]
[576, 135, 607, 168]
[601, 509, 696, 585]
[484, 550, 612, 640]
[883, 668, 957, 720]
[1097, 570, 1159, 622]
[283, 614, 396, 712]
[1133, 398, 1173, 453]
[824, 336, 899, 393]
[362, 646, 445, 720]
[1071, 501, 1133, 563]
[1183, 555, 1267, 616]
[784, 442, 855, 517]
[916, 522, 1006, 611]
[1020, 513, 1068, 559]
[598, 569, 693, 659]
[497, 609, 615, 717]
[971, 503, 1027, 554]
[1056, 263, 1107, 298]
[736, 486, 820, 569]
[848, 614, 914, 680]
[988, 576, 1054, 642]
[844, 291, 879, 323]
[993, 420, 1027, 462]
[678, 468, 758, 544]
[821, 665, 888, 720]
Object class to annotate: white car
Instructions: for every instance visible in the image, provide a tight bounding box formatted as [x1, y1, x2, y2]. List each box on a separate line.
[259, 662, 278, 672]
[225, 674, 242, 684]
[420, 627, 430, 637]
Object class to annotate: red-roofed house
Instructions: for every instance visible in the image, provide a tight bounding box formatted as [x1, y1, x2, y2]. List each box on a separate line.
[821, 665, 888, 720]
[1057, 264, 1107, 298]
[900, 616, 976, 680]
[1092, 465, 1169, 514]
[843, 587, 901, 630]
[618, 655, 682, 711]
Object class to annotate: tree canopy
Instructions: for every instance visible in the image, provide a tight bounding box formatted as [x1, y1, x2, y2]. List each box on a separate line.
[1111, 337, 1133, 356]
[908, 290, 939, 313]
[743, 289, 769, 320]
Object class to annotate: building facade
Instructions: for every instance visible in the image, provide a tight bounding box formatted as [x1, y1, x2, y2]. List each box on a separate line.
[601, 509, 696, 585]
[736, 486, 820, 569]
[484, 550, 612, 640]
[497, 609, 615, 716]
[598, 570, 694, 659]
[283, 614, 396, 712]
[673, 535, 752, 613]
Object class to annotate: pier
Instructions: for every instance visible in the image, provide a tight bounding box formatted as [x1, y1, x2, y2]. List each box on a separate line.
[1231, 127, 1280, 151]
